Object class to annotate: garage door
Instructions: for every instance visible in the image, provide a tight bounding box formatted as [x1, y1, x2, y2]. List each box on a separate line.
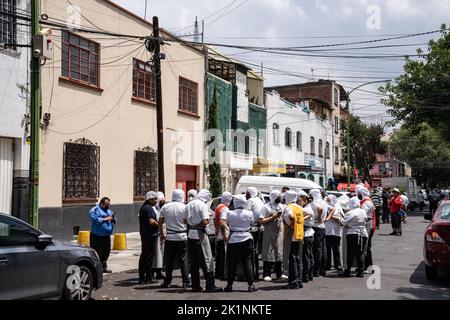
[0, 138, 13, 215]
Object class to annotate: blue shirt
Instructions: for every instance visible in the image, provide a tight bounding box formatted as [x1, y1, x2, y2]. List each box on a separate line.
[90, 205, 114, 236]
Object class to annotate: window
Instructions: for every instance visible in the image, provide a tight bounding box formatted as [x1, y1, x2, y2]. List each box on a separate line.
[334, 116, 339, 134]
[334, 88, 339, 106]
[61, 31, 99, 86]
[134, 148, 158, 200]
[285, 128, 292, 147]
[325, 142, 330, 159]
[318, 139, 323, 157]
[310, 137, 315, 155]
[233, 136, 238, 153]
[272, 123, 280, 145]
[63, 138, 100, 202]
[335, 146, 339, 165]
[179, 77, 198, 114]
[0, 0, 16, 49]
[0, 218, 40, 247]
[245, 136, 250, 155]
[133, 59, 155, 103]
[296, 131, 302, 151]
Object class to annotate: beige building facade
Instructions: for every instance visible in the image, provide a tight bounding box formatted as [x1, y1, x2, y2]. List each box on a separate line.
[38, 0, 205, 239]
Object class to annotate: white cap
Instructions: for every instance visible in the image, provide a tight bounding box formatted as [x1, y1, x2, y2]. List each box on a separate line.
[145, 191, 157, 201]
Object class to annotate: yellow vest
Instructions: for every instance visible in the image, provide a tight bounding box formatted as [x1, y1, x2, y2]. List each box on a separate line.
[287, 204, 304, 241]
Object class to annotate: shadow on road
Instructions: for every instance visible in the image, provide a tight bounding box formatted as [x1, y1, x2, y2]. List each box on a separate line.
[395, 261, 450, 300]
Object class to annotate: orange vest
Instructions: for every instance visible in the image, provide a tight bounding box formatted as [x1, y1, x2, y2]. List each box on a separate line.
[215, 204, 227, 234]
[361, 198, 376, 233]
[287, 204, 304, 241]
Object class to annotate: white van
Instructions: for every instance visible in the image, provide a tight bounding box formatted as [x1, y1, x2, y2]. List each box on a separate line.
[234, 176, 322, 197]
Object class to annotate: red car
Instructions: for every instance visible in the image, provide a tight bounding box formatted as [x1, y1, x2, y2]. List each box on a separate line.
[424, 200, 450, 280]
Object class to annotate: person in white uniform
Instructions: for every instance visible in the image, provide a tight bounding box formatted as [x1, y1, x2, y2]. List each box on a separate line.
[223, 195, 258, 293]
[356, 186, 375, 273]
[244, 186, 265, 281]
[261, 190, 286, 282]
[158, 189, 190, 289]
[215, 192, 232, 280]
[310, 189, 330, 277]
[186, 189, 222, 292]
[152, 192, 166, 280]
[187, 189, 198, 203]
[325, 195, 343, 272]
[339, 197, 369, 277]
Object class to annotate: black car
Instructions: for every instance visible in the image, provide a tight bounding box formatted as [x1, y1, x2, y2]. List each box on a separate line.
[0, 213, 103, 300]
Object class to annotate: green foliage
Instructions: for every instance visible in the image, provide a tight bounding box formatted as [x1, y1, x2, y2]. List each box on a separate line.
[207, 85, 223, 198]
[341, 115, 385, 184]
[380, 25, 450, 142]
[389, 124, 450, 186]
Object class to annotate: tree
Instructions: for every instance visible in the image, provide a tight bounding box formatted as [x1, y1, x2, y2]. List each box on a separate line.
[341, 115, 386, 185]
[380, 25, 450, 142]
[389, 123, 450, 186]
[207, 85, 223, 198]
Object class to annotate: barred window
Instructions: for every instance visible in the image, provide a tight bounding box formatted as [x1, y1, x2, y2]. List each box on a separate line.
[285, 128, 292, 147]
[319, 139, 324, 158]
[134, 148, 158, 199]
[335, 146, 339, 165]
[310, 137, 315, 156]
[133, 58, 155, 103]
[61, 30, 99, 87]
[296, 131, 302, 151]
[179, 77, 198, 114]
[63, 139, 100, 202]
[325, 142, 330, 159]
[0, 0, 16, 49]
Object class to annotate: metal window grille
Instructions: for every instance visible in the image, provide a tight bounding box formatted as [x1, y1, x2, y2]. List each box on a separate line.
[63, 138, 100, 201]
[134, 148, 158, 198]
[0, 0, 16, 49]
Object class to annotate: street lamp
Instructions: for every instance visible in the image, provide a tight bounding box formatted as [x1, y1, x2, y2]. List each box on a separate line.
[345, 80, 391, 192]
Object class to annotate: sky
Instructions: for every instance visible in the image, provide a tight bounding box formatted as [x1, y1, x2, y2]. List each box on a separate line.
[111, 0, 450, 124]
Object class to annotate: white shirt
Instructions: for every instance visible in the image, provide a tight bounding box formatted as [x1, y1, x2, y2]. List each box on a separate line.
[325, 205, 343, 237]
[361, 199, 375, 220]
[340, 208, 368, 237]
[312, 200, 328, 229]
[262, 202, 285, 219]
[216, 206, 230, 241]
[283, 204, 302, 242]
[225, 209, 254, 244]
[160, 202, 187, 241]
[302, 205, 315, 238]
[186, 199, 210, 240]
[245, 196, 265, 224]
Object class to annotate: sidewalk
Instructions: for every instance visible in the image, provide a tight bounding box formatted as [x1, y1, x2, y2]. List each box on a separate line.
[105, 232, 141, 274]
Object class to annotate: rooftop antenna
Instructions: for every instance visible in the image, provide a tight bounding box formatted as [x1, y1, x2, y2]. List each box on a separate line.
[194, 16, 200, 43]
[144, 0, 148, 20]
[311, 68, 315, 81]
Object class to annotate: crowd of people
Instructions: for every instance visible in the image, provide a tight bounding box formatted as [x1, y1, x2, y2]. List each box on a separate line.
[88, 184, 412, 293]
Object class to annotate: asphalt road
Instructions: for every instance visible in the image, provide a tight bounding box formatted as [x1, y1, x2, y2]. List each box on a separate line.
[93, 211, 450, 300]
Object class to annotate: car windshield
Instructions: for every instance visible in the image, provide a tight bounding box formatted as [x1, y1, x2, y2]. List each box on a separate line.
[440, 205, 450, 220]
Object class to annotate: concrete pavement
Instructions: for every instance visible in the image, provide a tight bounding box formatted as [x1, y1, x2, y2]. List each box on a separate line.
[93, 211, 450, 300]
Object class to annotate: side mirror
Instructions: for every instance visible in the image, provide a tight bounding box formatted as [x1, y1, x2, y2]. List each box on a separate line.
[37, 234, 53, 244]
[424, 213, 433, 221]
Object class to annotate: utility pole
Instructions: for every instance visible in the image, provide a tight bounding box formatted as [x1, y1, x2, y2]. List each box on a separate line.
[28, 0, 40, 227]
[144, 0, 148, 20]
[148, 16, 165, 194]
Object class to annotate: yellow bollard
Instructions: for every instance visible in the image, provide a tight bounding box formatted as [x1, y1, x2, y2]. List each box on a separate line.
[113, 233, 127, 251]
[78, 231, 90, 246]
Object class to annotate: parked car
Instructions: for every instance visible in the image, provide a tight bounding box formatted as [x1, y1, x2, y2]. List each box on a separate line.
[325, 191, 352, 199]
[423, 200, 450, 280]
[234, 176, 322, 196]
[0, 213, 103, 300]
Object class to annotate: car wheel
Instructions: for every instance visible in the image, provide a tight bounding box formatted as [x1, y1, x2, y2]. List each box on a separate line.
[425, 265, 438, 281]
[64, 266, 94, 300]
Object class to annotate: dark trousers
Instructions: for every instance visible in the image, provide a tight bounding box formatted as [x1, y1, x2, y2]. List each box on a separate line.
[188, 239, 215, 290]
[250, 231, 261, 280]
[382, 207, 390, 223]
[420, 201, 425, 211]
[90, 233, 111, 270]
[430, 200, 438, 215]
[138, 235, 157, 280]
[375, 207, 381, 228]
[365, 230, 374, 270]
[263, 261, 283, 279]
[288, 241, 303, 285]
[391, 212, 402, 235]
[227, 239, 254, 286]
[215, 240, 226, 279]
[325, 235, 342, 270]
[312, 227, 326, 275]
[163, 240, 189, 286]
[302, 236, 314, 280]
[346, 234, 367, 274]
